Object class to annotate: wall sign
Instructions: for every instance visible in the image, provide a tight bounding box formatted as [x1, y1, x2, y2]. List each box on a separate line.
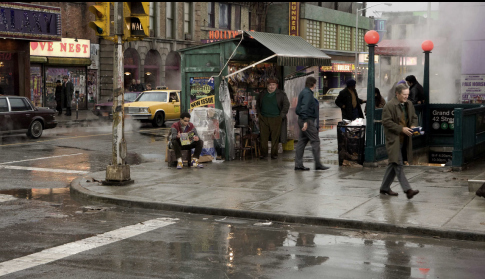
[0, 2, 61, 41]
[30, 38, 90, 58]
[461, 75, 485, 103]
[429, 151, 452, 164]
[320, 63, 355, 73]
[430, 108, 454, 134]
[289, 2, 300, 36]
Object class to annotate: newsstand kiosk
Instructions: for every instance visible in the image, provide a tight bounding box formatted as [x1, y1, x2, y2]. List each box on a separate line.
[178, 31, 331, 161]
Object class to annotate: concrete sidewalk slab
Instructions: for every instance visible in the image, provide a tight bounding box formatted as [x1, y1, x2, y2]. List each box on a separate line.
[71, 155, 485, 242]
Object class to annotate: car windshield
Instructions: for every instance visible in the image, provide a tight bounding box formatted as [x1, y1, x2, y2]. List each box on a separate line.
[124, 92, 139, 102]
[135, 92, 168, 102]
[327, 89, 343, 95]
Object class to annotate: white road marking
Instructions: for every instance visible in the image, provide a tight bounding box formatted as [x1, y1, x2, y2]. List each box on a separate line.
[0, 194, 16, 203]
[0, 165, 89, 174]
[0, 153, 84, 165]
[0, 218, 178, 276]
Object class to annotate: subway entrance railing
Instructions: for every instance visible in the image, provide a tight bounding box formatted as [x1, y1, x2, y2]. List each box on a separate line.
[367, 103, 484, 169]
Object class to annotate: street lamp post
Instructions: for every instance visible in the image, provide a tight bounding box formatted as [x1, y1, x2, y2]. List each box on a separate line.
[363, 30, 379, 164]
[422, 40, 434, 143]
[354, 3, 392, 82]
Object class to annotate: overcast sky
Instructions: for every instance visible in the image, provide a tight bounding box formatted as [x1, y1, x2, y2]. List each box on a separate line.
[364, 2, 440, 17]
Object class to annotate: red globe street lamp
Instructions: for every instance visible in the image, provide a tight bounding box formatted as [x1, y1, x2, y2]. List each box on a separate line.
[364, 30, 379, 163]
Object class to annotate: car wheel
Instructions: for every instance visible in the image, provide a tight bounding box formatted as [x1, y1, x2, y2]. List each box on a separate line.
[152, 112, 165, 127]
[27, 120, 43, 139]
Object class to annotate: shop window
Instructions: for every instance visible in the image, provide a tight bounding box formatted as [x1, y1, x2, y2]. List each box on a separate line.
[338, 25, 351, 51]
[235, 5, 241, 30]
[219, 3, 231, 29]
[144, 50, 161, 89]
[207, 2, 215, 28]
[306, 20, 320, 48]
[166, 2, 174, 39]
[0, 52, 19, 96]
[323, 23, 336, 49]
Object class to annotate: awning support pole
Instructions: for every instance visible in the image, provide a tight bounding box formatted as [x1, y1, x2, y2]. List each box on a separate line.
[224, 54, 277, 79]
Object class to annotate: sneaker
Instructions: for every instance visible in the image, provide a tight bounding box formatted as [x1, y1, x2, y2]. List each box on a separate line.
[176, 162, 183, 169]
[191, 159, 204, 168]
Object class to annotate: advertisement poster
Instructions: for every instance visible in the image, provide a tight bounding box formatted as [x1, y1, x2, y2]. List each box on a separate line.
[190, 77, 215, 110]
[30, 66, 43, 107]
[461, 75, 485, 103]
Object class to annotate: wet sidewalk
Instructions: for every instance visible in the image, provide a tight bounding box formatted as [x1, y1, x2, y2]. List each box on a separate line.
[70, 131, 485, 241]
[55, 108, 101, 126]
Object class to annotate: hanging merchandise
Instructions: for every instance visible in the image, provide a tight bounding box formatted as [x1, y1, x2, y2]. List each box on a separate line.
[219, 79, 236, 160]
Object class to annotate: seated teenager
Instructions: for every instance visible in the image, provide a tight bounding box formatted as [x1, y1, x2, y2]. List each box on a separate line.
[170, 112, 204, 169]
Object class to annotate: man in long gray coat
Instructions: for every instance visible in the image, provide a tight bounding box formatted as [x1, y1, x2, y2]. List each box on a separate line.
[380, 83, 420, 199]
[62, 75, 74, 116]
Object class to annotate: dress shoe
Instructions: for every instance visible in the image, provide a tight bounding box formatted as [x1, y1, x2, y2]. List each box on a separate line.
[380, 190, 399, 196]
[294, 166, 310, 171]
[259, 156, 267, 159]
[58, 112, 62, 116]
[271, 156, 278, 159]
[315, 165, 330, 171]
[406, 189, 419, 199]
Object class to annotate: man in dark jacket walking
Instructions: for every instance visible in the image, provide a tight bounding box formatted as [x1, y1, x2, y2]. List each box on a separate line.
[294, 76, 329, 171]
[55, 80, 62, 115]
[335, 79, 366, 121]
[405, 75, 425, 104]
[380, 84, 420, 199]
[256, 78, 290, 159]
[62, 75, 74, 116]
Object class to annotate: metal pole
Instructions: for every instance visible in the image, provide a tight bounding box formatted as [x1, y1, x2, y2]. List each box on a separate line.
[364, 44, 376, 163]
[354, 11, 359, 80]
[104, 2, 133, 185]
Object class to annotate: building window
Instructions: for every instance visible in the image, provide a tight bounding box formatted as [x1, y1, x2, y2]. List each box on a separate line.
[184, 2, 191, 34]
[219, 3, 231, 29]
[306, 20, 320, 48]
[323, 22, 336, 49]
[235, 5, 241, 30]
[207, 2, 215, 28]
[166, 2, 174, 39]
[248, 11, 252, 30]
[338, 25, 351, 51]
[149, 2, 157, 37]
[354, 28, 366, 52]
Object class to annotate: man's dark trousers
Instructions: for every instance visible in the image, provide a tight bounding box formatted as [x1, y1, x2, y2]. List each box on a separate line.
[171, 139, 204, 159]
[259, 115, 282, 157]
[295, 118, 323, 168]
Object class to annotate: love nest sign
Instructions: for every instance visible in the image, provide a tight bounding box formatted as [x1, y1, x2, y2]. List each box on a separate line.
[30, 38, 90, 58]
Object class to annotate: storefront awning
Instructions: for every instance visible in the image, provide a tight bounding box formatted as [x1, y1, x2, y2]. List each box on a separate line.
[46, 57, 92, 66]
[244, 31, 331, 66]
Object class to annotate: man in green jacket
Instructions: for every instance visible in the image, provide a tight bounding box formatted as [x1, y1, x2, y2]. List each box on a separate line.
[256, 78, 290, 159]
[380, 83, 420, 199]
[294, 76, 329, 171]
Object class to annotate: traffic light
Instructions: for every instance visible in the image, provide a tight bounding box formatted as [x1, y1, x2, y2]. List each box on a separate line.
[124, 2, 150, 38]
[88, 2, 110, 37]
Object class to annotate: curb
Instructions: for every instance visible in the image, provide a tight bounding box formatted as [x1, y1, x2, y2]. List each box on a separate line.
[70, 177, 485, 242]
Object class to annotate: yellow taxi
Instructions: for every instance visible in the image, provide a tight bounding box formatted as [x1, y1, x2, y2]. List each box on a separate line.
[124, 89, 181, 127]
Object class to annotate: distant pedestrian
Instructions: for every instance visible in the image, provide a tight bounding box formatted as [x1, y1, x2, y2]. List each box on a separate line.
[405, 75, 425, 104]
[129, 79, 137, 92]
[146, 83, 152, 91]
[135, 79, 145, 92]
[256, 78, 290, 159]
[55, 80, 62, 115]
[335, 79, 366, 121]
[294, 76, 329, 171]
[62, 75, 73, 116]
[380, 83, 420, 199]
[365, 87, 386, 114]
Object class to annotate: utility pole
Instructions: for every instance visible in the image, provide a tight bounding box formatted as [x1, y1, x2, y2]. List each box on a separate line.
[103, 2, 133, 186]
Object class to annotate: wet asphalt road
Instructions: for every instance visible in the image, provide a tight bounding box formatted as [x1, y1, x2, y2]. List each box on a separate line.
[1, 109, 485, 278]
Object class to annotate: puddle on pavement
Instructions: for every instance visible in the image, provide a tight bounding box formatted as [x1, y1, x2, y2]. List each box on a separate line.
[0, 187, 71, 202]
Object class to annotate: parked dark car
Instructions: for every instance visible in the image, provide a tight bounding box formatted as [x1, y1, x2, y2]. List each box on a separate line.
[0, 95, 57, 139]
[92, 92, 141, 119]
